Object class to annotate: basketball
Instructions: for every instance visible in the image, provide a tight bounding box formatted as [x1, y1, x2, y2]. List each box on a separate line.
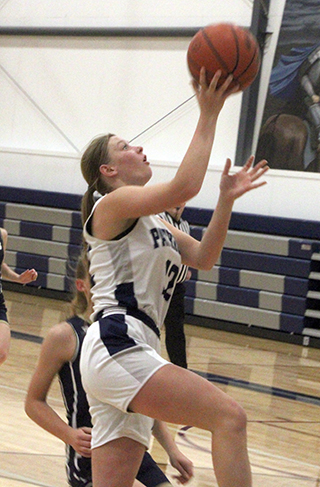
[187, 23, 261, 91]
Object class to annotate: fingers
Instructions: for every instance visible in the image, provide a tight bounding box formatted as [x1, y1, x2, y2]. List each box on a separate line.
[21, 269, 38, 284]
[197, 67, 237, 93]
[243, 155, 255, 169]
[250, 159, 269, 181]
[30, 269, 38, 281]
[222, 158, 232, 176]
[243, 156, 268, 175]
[225, 156, 268, 179]
[245, 158, 269, 190]
[208, 70, 240, 96]
[253, 158, 268, 169]
[215, 73, 236, 94]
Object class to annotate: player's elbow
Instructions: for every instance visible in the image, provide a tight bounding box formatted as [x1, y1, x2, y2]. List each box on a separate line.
[170, 178, 202, 203]
[24, 397, 35, 419]
[184, 180, 203, 200]
[199, 262, 214, 272]
[197, 255, 220, 272]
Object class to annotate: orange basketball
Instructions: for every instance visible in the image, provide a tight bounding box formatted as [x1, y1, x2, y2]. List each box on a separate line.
[187, 23, 261, 91]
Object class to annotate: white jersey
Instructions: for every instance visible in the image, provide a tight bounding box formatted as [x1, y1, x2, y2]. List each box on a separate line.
[158, 211, 190, 283]
[83, 197, 182, 328]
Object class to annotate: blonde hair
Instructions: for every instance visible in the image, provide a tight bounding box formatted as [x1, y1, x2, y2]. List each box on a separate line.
[80, 133, 114, 224]
[70, 251, 90, 317]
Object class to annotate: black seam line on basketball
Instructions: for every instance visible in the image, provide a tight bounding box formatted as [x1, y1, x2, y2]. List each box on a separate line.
[201, 27, 237, 74]
[230, 25, 240, 73]
[236, 48, 259, 81]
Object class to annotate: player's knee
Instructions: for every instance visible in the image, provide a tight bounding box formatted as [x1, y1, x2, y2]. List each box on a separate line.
[224, 398, 248, 434]
[232, 402, 247, 430]
[209, 395, 247, 436]
[0, 349, 8, 365]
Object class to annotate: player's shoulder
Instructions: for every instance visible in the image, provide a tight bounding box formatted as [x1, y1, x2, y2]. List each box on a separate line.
[0, 228, 8, 239]
[43, 321, 77, 361]
[46, 321, 75, 344]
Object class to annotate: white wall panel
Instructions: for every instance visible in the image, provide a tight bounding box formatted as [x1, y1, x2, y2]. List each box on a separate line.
[2, 1, 319, 222]
[0, 0, 254, 27]
[0, 36, 242, 161]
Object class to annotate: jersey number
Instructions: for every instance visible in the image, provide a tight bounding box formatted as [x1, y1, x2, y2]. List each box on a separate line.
[162, 260, 179, 301]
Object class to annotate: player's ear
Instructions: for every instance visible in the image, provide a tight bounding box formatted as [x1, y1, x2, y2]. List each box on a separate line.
[100, 164, 117, 178]
[75, 279, 86, 293]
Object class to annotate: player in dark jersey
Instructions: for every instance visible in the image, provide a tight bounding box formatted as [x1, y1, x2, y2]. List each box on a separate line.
[159, 204, 191, 368]
[0, 227, 37, 364]
[25, 254, 193, 487]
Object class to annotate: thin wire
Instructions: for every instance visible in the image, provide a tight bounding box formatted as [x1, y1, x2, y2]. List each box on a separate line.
[129, 93, 196, 143]
[0, 63, 80, 152]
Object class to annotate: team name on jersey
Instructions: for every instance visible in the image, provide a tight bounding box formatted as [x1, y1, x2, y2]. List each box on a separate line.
[150, 227, 179, 252]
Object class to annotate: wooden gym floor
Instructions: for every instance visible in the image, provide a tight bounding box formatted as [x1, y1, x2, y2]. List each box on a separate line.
[0, 289, 320, 486]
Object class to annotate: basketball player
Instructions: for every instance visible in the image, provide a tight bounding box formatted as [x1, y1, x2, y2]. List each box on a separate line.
[25, 253, 193, 487]
[0, 227, 37, 364]
[159, 204, 191, 368]
[79, 68, 268, 487]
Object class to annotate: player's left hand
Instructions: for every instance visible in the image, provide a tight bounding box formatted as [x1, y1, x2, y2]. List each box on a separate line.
[170, 450, 194, 484]
[219, 155, 269, 201]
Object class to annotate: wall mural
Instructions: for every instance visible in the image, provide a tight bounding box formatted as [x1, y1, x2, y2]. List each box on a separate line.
[256, 0, 320, 172]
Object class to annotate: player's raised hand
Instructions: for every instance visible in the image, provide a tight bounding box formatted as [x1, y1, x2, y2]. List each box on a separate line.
[219, 155, 269, 202]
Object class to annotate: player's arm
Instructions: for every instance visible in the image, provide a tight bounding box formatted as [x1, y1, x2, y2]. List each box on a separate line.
[0, 321, 10, 365]
[163, 156, 268, 271]
[94, 71, 238, 232]
[152, 420, 193, 484]
[25, 323, 91, 457]
[0, 228, 37, 284]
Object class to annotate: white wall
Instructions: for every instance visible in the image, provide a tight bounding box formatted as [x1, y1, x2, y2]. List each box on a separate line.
[0, 0, 253, 28]
[1, 0, 320, 222]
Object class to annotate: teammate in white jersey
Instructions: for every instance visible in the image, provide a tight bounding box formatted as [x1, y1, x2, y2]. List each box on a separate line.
[79, 68, 269, 487]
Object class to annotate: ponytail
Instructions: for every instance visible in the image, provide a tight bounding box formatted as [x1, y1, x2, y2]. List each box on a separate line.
[81, 185, 96, 225]
[80, 133, 115, 224]
[70, 250, 90, 317]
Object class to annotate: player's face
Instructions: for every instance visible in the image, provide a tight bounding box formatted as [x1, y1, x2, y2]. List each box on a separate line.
[108, 135, 152, 185]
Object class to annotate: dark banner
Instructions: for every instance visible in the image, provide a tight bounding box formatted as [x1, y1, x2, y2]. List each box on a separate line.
[256, 0, 320, 172]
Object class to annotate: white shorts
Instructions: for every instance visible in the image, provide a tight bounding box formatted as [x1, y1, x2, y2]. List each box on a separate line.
[80, 310, 169, 449]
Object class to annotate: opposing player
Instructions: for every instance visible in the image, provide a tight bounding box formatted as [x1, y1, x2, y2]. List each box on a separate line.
[0, 227, 37, 364]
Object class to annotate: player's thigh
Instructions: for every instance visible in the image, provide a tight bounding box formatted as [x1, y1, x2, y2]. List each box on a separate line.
[129, 363, 246, 431]
[92, 437, 146, 487]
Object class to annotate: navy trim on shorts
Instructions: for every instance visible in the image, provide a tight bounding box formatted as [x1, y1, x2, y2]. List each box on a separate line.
[96, 306, 160, 346]
[126, 307, 160, 339]
[99, 314, 137, 356]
